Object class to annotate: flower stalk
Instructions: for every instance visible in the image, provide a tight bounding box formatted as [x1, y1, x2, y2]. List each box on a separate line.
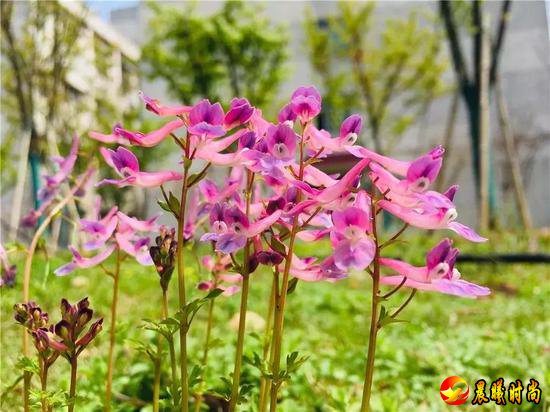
[176, 133, 192, 412]
[229, 171, 255, 411]
[21, 168, 93, 411]
[268, 130, 306, 411]
[258, 272, 277, 412]
[105, 247, 122, 411]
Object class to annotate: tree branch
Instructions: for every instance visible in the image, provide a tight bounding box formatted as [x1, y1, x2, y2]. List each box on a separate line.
[438, 1, 471, 92]
[489, 0, 512, 85]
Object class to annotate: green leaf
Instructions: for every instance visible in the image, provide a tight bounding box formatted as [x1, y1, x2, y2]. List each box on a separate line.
[16, 356, 39, 375]
[168, 192, 181, 213]
[270, 236, 287, 255]
[287, 277, 299, 295]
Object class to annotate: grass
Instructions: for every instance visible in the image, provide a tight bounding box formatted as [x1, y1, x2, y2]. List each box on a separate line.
[1, 231, 549, 411]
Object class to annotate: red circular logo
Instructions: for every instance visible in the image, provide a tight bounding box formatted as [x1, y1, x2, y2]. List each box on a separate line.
[440, 376, 470, 405]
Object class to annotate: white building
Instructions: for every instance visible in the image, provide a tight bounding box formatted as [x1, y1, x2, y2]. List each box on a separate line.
[109, 1, 550, 228]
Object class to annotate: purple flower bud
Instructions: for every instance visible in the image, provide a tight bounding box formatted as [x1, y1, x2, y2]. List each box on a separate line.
[290, 86, 322, 123]
[267, 197, 286, 215]
[340, 114, 362, 145]
[150, 226, 177, 292]
[224, 98, 254, 129]
[248, 254, 259, 274]
[238, 131, 257, 150]
[256, 251, 285, 266]
[278, 103, 297, 125]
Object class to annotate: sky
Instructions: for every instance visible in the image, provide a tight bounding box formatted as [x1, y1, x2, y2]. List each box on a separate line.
[86, 0, 138, 21]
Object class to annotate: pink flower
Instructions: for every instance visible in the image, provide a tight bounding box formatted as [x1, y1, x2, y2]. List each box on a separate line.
[278, 103, 297, 125]
[378, 188, 487, 243]
[330, 207, 376, 270]
[98, 146, 182, 188]
[139, 91, 191, 116]
[290, 86, 322, 123]
[379, 239, 490, 298]
[347, 145, 444, 184]
[188, 99, 225, 138]
[55, 245, 116, 276]
[38, 135, 79, 202]
[116, 211, 159, 233]
[289, 158, 371, 213]
[303, 114, 362, 157]
[201, 203, 283, 254]
[88, 124, 130, 145]
[224, 98, 254, 129]
[80, 207, 119, 250]
[115, 233, 153, 265]
[112, 119, 185, 148]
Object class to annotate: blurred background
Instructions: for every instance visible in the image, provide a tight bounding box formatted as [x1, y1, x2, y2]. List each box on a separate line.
[1, 0, 549, 242]
[1, 2, 549, 410]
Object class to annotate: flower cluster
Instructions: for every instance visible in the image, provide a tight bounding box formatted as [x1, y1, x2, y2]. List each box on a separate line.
[14, 298, 102, 358]
[20, 136, 91, 228]
[90, 85, 488, 297]
[86, 84, 490, 410]
[149, 226, 178, 292]
[0, 244, 16, 288]
[55, 199, 158, 276]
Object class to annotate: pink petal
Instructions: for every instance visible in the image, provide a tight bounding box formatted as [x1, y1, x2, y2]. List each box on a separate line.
[129, 119, 185, 147]
[246, 210, 283, 237]
[379, 258, 428, 282]
[133, 171, 182, 188]
[117, 212, 159, 232]
[448, 222, 488, 243]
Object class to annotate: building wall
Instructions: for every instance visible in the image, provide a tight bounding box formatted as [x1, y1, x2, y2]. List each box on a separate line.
[0, 1, 141, 241]
[108, 1, 550, 228]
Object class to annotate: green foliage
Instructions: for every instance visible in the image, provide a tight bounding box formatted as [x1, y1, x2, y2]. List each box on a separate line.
[143, 0, 288, 108]
[304, 3, 449, 153]
[1, 233, 548, 410]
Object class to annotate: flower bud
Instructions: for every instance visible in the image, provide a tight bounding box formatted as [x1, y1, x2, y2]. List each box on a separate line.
[150, 226, 177, 292]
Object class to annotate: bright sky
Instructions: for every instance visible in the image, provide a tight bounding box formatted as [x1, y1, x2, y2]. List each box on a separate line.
[86, 0, 138, 21]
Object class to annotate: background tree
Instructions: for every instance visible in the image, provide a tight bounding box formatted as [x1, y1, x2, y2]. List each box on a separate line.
[0, 1, 149, 240]
[438, 0, 512, 228]
[143, 0, 288, 108]
[304, 2, 448, 154]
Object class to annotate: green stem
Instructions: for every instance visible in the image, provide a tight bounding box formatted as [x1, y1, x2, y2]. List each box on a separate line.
[68, 357, 78, 412]
[177, 138, 192, 412]
[258, 274, 277, 412]
[40, 358, 48, 412]
[229, 171, 255, 411]
[163, 290, 179, 410]
[360, 186, 381, 412]
[153, 354, 161, 412]
[105, 247, 121, 411]
[269, 133, 306, 411]
[194, 298, 215, 412]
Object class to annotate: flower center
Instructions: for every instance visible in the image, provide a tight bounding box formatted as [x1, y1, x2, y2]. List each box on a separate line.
[212, 221, 227, 234]
[429, 262, 450, 279]
[274, 143, 289, 158]
[443, 208, 458, 224]
[343, 225, 364, 242]
[232, 222, 244, 233]
[345, 133, 358, 145]
[410, 177, 430, 192]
